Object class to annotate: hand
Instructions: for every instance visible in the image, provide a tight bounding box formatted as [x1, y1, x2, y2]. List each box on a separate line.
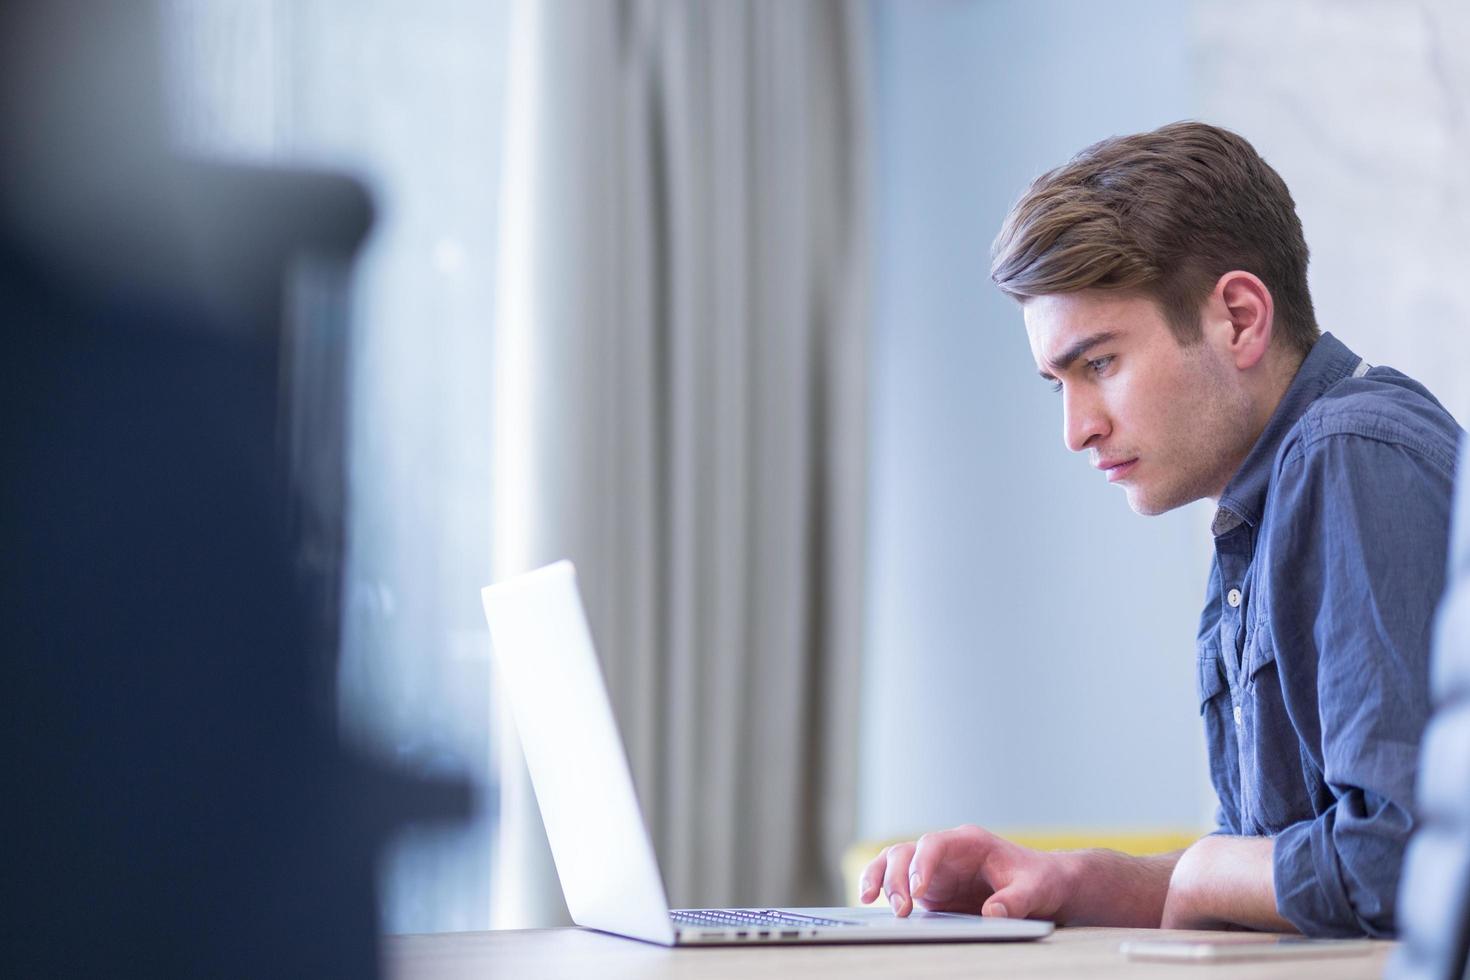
[857, 824, 1077, 921]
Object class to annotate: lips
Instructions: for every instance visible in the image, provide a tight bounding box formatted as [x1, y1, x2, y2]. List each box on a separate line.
[1096, 458, 1138, 483]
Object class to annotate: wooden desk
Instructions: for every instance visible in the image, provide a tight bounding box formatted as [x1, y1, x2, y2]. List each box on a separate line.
[386, 926, 1396, 979]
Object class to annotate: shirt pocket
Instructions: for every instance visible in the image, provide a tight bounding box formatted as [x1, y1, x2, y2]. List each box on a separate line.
[1242, 616, 1277, 682]
[1196, 642, 1240, 831]
[1197, 643, 1228, 704]
[1239, 626, 1310, 831]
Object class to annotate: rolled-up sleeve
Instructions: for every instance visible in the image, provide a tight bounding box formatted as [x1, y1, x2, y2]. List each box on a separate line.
[1263, 429, 1454, 937]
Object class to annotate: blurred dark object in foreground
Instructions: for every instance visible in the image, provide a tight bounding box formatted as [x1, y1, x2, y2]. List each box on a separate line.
[0, 2, 472, 975]
[1388, 435, 1470, 979]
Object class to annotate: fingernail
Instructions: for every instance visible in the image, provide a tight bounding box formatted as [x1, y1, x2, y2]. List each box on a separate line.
[890, 892, 903, 914]
[859, 877, 871, 898]
[910, 872, 921, 894]
[989, 902, 1008, 919]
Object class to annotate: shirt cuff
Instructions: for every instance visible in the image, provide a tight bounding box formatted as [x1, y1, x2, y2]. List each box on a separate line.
[1273, 813, 1398, 938]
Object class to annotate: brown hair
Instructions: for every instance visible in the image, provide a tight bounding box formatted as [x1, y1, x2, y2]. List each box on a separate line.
[990, 121, 1319, 354]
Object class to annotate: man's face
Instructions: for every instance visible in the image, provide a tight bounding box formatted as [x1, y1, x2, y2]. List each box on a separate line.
[1023, 290, 1254, 516]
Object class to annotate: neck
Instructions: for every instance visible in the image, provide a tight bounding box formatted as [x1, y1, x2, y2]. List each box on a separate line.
[1206, 345, 1307, 505]
[1250, 346, 1305, 436]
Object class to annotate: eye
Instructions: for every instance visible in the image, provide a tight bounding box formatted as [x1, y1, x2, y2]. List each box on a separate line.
[1087, 355, 1116, 376]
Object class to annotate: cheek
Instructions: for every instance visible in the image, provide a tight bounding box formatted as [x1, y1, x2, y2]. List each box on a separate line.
[1138, 367, 1202, 431]
[1111, 378, 1170, 439]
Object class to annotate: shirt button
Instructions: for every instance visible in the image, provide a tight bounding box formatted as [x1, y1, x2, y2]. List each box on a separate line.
[1233, 705, 1243, 726]
[1227, 588, 1242, 608]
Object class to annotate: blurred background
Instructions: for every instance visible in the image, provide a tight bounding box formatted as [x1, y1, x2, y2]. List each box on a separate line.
[109, 0, 1470, 936]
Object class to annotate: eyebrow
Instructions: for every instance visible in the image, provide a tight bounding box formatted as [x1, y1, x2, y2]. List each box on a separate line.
[1037, 330, 1119, 380]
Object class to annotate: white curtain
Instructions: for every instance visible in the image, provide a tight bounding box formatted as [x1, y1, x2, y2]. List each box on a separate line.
[492, 0, 871, 924]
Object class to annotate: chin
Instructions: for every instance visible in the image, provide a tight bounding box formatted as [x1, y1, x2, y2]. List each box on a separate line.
[1124, 486, 1179, 517]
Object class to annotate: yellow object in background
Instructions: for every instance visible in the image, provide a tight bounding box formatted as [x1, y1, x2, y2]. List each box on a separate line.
[842, 830, 1205, 907]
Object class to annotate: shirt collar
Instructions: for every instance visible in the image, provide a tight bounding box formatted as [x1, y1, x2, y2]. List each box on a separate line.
[1211, 332, 1365, 537]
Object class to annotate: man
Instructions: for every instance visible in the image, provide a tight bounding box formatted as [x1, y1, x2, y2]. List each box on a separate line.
[859, 121, 1463, 938]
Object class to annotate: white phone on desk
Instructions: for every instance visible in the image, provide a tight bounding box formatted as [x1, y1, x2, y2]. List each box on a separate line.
[1120, 935, 1373, 963]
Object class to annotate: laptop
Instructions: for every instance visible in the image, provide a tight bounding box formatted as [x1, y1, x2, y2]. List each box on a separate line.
[480, 560, 1054, 946]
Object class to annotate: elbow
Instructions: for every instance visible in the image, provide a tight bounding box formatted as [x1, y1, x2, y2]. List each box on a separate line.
[1159, 839, 1213, 930]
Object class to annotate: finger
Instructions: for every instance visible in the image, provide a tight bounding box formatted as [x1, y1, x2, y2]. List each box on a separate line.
[858, 847, 892, 905]
[906, 831, 948, 902]
[909, 825, 989, 903]
[982, 882, 1033, 920]
[881, 842, 918, 916]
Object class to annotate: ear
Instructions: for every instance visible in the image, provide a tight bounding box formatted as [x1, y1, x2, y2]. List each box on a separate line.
[1210, 271, 1274, 371]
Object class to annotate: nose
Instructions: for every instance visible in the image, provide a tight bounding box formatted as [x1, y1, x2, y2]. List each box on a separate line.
[1062, 384, 1109, 453]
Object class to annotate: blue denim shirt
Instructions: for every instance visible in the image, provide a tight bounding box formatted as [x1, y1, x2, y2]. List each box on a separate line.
[1197, 332, 1463, 938]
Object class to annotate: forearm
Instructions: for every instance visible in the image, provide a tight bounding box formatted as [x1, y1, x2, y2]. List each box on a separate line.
[1055, 848, 1182, 927]
[1160, 835, 1297, 932]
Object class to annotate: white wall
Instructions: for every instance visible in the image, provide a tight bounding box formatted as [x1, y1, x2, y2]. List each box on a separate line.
[1194, 0, 1470, 428]
[860, 0, 1216, 841]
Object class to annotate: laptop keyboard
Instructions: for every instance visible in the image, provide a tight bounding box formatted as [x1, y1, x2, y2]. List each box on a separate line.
[670, 909, 859, 929]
